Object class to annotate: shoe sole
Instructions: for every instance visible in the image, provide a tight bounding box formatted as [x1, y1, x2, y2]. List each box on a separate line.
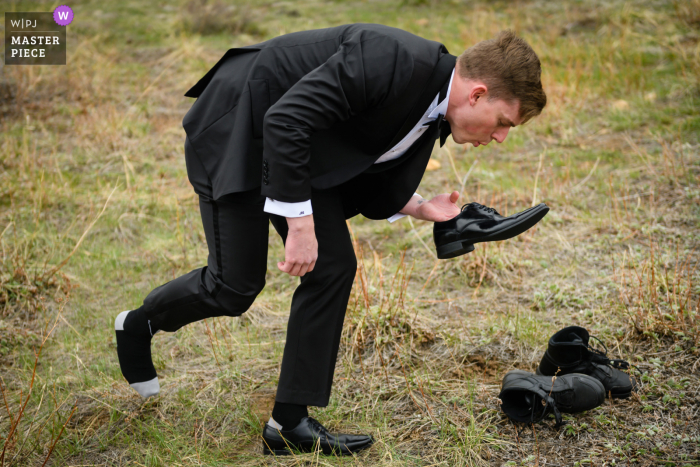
[263, 447, 292, 456]
[263, 438, 374, 456]
[436, 241, 475, 260]
[535, 366, 630, 399]
[263, 444, 372, 456]
[436, 204, 549, 259]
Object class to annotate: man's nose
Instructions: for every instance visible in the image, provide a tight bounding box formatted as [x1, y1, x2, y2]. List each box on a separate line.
[492, 127, 510, 143]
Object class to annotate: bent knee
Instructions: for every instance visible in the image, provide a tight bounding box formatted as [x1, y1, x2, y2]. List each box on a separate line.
[204, 267, 265, 310]
[215, 280, 265, 317]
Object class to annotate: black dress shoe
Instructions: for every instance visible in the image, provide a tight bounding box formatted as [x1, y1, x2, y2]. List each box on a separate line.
[536, 326, 639, 399]
[500, 370, 606, 427]
[262, 417, 373, 456]
[433, 202, 550, 259]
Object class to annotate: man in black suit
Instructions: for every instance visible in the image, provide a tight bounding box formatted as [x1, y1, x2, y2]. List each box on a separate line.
[115, 23, 546, 455]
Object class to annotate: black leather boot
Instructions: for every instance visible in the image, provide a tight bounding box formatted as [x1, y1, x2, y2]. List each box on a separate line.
[536, 326, 638, 399]
[499, 370, 606, 427]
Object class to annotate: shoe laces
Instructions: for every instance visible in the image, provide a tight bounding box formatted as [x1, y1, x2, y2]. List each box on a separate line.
[462, 202, 498, 215]
[307, 417, 330, 437]
[530, 393, 563, 428]
[587, 336, 635, 372]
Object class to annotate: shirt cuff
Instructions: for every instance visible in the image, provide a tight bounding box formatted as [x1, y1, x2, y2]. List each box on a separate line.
[387, 212, 408, 223]
[264, 198, 313, 218]
[387, 193, 420, 223]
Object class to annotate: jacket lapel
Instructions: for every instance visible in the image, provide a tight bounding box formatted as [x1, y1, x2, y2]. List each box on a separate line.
[376, 53, 456, 156]
[436, 67, 454, 147]
[362, 58, 454, 175]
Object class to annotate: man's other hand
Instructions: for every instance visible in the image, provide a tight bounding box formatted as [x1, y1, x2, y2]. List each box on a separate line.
[279, 215, 318, 276]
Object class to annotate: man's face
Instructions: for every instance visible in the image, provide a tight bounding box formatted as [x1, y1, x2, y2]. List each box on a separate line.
[445, 75, 522, 147]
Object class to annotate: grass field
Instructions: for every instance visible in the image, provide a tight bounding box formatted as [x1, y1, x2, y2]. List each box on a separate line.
[1, 0, 699, 465]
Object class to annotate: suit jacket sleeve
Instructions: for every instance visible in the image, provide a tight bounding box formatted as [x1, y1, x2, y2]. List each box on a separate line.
[261, 31, 415, 203]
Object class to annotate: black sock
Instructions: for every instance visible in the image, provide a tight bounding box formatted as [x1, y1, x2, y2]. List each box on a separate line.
[272, 401, 308, 429]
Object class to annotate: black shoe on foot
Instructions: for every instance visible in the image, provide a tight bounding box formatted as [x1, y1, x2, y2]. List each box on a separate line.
[433, 202, 550, 259]
[536, 326, 638, 399]
[115, 309, 159, 398]
[500, 370, 606, 427]
[262, 417, 373, 456]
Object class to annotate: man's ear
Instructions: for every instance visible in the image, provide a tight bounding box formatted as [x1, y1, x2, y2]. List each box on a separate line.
[469, 84, 488, 106]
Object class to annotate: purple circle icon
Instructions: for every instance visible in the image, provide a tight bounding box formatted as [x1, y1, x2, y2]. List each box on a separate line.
[53, 5, 74, 26]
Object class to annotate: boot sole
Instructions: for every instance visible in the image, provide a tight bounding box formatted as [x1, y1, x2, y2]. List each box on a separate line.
[536, 366, 630, 399]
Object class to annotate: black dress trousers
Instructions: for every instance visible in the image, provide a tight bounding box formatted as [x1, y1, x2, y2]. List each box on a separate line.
[138, 137, 357, 407]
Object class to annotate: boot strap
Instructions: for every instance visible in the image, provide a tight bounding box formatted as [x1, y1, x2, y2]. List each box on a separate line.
[530, 388, 564, 428]
[544, 395, 563, 428]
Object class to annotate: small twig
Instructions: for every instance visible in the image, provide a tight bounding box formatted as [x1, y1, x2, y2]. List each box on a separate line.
[512, 421, 524, 458]
[415, 377, 438, 424]
[203, 319, 221, 367]
[0, 376, 15, 430]
[548, 368, 561, 399]
[1, 313, 60, 465]
[40, 404, 76, 467]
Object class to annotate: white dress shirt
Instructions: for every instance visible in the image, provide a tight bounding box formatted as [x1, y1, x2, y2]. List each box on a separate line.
[264, 68, 455, 222]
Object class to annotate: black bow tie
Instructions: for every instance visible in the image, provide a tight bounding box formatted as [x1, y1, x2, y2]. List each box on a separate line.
[421, 113, 451, 146]
[438, 114, 451, 147]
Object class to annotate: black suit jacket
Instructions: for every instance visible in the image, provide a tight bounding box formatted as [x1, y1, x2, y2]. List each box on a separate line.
[182, 23, 455, 219]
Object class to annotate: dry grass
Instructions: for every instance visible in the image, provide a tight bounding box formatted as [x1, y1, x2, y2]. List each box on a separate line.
[1, 0, 699, 465]
[178, 0, 265, 37]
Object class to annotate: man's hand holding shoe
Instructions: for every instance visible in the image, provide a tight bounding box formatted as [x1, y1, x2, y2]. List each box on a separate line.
[401, 191, 461, 222]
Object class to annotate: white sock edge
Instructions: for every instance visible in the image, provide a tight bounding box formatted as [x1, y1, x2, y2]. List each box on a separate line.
[115, 310, 130, 331]
[130, 377, 160, 398]
[268, 417, 283, 430]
